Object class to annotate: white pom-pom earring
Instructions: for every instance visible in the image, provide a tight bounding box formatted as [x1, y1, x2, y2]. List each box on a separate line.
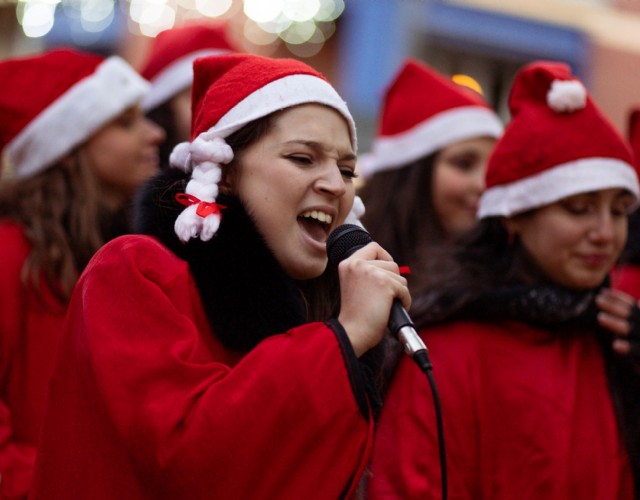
[172, 134, 234, 243]
[344, 195, 366, 228]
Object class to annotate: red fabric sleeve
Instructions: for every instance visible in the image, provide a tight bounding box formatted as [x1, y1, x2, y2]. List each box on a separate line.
[368, 321, 634, 500]
[32, 236, 374, 499]
[368, 338, 478, 499]
[611, 265, 640, 300]
[0, 401, 35, 499]
[0, 224, 37, 499]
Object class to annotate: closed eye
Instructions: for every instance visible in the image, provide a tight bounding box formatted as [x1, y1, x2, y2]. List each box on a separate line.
[562, 203, 591, 215]
[452, 157, 475, 171]
[287, 155, 313, 165]
[340, 168, 358, 179]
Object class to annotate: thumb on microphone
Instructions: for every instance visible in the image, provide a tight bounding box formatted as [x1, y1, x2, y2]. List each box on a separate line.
[327, 225, 429, 368]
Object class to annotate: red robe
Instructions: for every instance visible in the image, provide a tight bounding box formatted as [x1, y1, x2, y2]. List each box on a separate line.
[611, 265, 640, 300]
[31, 235, 375, 499]
[0, 222, 67, 498]
[368, 320, 634, 499]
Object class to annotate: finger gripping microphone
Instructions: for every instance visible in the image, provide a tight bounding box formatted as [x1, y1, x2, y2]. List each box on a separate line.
[327, 224, 431, 369]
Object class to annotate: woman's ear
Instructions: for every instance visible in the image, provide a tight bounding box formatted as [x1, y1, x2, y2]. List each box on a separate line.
[219, 159, 240, 196]
[218, 169, 234, 195]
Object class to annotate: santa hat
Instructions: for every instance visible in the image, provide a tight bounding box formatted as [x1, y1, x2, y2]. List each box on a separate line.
[170, 53, 361, 243]
[359, 58, 503, 178]
[140, 22, 235, 112]
[627, 106, 640, 167]
[478, 61, 639, 219]
[0, 48, 149, 179]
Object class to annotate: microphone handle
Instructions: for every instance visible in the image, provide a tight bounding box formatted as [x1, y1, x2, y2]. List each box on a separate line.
[389, 299, 427, 357]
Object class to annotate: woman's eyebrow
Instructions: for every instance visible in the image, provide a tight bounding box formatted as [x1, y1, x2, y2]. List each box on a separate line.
[282, 139, 357, 161]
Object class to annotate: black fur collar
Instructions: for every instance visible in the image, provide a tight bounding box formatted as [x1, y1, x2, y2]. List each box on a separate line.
[133, 169, 307, 353]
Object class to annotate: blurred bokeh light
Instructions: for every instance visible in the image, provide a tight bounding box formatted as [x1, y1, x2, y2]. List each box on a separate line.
[452, 74, 484, 95]
[14, 0, 344, 57]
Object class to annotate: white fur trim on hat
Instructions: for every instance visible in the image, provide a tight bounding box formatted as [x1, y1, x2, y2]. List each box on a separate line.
[142, 48, 230, 112]
[358, 106, 503, 178]
[477, 158, 639, 219]
[209, 74, 357, 150]
[6, 57, 149, 179]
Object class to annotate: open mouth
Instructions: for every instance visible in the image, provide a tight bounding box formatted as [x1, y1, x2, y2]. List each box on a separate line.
[298, 210, 333, 243]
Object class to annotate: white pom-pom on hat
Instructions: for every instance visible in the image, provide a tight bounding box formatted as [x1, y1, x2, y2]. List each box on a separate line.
[478, 61, 639, 219]
[547, 79, 587, 113]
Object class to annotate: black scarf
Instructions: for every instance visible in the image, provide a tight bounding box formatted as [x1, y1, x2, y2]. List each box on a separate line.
[133, 169, 390, 421]
[454, 284, 601, 330]
[133, 168, 307, 353]
[419, 283, 640, 496]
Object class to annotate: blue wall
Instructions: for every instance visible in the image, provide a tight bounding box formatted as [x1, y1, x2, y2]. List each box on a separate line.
[338, 1, 588, 121]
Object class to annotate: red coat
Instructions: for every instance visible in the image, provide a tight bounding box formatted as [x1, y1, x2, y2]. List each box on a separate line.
[30, 235, 374, 499]
[611, 265, 640, 300]
[368, 320, 634, 499]
[0, 222, 67, 499]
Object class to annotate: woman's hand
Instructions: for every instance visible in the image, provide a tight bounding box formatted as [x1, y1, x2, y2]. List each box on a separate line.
[595, 288, 640, 362]
[336, 242, 411, 357]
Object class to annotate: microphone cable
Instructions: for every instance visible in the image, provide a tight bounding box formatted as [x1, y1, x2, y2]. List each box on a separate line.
[326, 224, 447, 500]
[414, 350, 447, 500]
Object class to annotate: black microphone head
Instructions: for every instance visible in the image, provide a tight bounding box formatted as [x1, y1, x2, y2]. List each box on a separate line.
[326, 224, 373, 265]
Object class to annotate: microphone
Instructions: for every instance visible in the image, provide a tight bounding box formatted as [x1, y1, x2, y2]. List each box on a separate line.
[326, 224, 431, 368]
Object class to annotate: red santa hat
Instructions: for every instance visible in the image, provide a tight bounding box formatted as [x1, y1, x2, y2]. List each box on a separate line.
[478, 61, 639, 219]
[0, 48, 149, 179]
[627, 106, 640, 167]
[140, 22, 235, 112]
[170, 53, 360, 243]
[359, 58, 503, 178]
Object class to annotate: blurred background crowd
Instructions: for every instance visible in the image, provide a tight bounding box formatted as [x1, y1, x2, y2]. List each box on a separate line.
[3, 0, 640, 149]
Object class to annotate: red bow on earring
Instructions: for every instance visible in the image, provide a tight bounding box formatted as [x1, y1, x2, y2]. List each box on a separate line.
[175, 193, 226, 218]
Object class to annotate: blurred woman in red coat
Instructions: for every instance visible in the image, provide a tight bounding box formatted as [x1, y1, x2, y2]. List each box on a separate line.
[139, 21, 237, 168]
[0, 48, 163, 498]
[612, 106, 640, 300]
[358, 59, 503, 293]
[368, 61, 640, 499]
[31, 53, 409, 499]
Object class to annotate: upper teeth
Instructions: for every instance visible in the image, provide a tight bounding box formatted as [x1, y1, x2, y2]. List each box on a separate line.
[301, 210, 332, 225]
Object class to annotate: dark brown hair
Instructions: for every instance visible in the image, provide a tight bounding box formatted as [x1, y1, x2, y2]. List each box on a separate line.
[359, 153, 447, 292]
[0, 153, 104, 304]
[146, 101, 182, 170]
[410, 216, 552, 328]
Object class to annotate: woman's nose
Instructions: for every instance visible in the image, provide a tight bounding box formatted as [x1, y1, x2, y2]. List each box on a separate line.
[315, 164, 347, 197]
[145, 118, 166, 145]
[589, 212, 615, 243]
